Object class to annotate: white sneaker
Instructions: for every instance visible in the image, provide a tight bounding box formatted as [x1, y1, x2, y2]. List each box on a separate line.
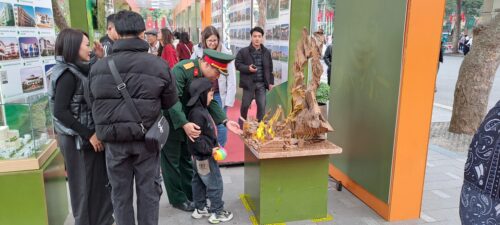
[208, 210, 233, 224]
[192, 207, 210, 219]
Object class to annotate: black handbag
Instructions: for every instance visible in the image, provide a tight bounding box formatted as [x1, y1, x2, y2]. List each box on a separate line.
[107, 58, 169, 151]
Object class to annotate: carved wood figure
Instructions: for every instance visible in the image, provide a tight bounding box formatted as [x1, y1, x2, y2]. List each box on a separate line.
[243, 28, 334, 152]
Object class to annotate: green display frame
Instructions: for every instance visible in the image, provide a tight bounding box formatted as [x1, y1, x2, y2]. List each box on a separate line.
[328, 0, 407, 203]
[244, 146, 330, 224]
[0, 149, 68, 225]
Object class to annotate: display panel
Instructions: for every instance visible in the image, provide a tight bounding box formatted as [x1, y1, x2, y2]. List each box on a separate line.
[252, 0, 290, 85]
[0, 0, 56, 160]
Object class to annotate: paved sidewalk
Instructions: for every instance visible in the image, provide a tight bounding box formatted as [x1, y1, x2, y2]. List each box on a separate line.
[64, 146, 465, 225]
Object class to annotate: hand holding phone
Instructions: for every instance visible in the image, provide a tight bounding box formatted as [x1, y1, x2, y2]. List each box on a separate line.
[249, 64, 257, 73]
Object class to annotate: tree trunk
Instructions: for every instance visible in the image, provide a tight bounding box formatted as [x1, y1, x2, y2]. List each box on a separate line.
[449, 14, 500, 134]
[52, 0, 69, 30]
[257, 0, 266, 27]
[452, 0, 462, 53]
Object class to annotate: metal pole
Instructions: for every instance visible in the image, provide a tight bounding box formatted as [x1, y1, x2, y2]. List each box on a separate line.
[312, 0, 318, 31]
[322, 2, 326, 30]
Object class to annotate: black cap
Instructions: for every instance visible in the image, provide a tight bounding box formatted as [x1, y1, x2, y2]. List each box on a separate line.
[145, 30, 158, 36]
[186, 78, 213, 107]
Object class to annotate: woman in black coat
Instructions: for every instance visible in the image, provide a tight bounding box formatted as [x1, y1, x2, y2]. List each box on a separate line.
[49, 28, 114, 225]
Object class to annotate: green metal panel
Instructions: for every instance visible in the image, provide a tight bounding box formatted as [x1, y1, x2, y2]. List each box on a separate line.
[328, 0, 407, 203]
[244, 146, 261, 214]
[244, 146, 329, 224]
[184, 10, 188, 32]
[286, 0, 312, 113]
[179, 12, 183, 29]
[0, 150, 67, 225]
[43, 150, 69, 225]
[266, 0, 312, 115]
[0, 170, 46, 225]
[177, 1, 199, 41]
[265, 81, 289, 116]
[259, 156, 329, 224]
[194, 0, 201, 43]
[186, 10, 189, 30]
[188, 7, 192, 40]
[69, 0, 94, 41]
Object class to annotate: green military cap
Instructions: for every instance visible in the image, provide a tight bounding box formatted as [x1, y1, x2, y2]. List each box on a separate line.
[202, 49, 235, 76]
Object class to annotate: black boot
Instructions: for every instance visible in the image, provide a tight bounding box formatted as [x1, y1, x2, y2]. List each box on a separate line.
[172, 201, 195, 212]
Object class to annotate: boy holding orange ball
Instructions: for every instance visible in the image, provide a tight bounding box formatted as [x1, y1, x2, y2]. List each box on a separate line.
[186, 77, 234, 224]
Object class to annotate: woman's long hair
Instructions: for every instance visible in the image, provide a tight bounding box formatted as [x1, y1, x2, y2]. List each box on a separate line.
[161, 27, 174, 46]
[180, 32, 190, 44]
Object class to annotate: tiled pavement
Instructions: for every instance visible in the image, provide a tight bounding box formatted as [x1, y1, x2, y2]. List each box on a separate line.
[62, 55, 478, 225]
[64, 145, 466, 225]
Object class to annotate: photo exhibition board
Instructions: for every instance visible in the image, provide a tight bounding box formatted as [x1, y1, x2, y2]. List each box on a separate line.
[225, 0, 252, 60]
[0, 0, 56, 103]
[211, 0, 224, 39]
[252, 0, 290, 85]
[219, 0, 290, 86]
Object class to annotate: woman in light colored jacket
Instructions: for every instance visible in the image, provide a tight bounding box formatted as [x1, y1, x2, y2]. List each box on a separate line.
[191, 26, 236, 147]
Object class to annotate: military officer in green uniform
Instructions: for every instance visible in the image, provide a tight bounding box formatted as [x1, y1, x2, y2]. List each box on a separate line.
[162, 49, 242, 211]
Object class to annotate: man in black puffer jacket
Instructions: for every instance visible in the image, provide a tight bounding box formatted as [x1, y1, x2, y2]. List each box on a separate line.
[88, 10, 178, 225]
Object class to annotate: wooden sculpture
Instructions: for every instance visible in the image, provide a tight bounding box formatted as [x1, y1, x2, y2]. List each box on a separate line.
[242, 28, 334, 152]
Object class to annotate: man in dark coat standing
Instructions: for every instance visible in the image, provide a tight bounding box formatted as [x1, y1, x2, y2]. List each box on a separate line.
[99, 14, 118, 57]
[88, 10, 178, 225]
[235, 27, 273, 125]
[323, 44, 333, 85]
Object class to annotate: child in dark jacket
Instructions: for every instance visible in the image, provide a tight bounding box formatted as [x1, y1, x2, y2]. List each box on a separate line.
[186, 78, 233, 224]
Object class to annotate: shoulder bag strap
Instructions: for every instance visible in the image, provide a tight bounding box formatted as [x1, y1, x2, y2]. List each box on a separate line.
[183, 43, 192, 56]
[107, 58, 146, 133]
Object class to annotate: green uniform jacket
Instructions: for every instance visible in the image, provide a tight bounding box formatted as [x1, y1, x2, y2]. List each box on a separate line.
[165, 59, 227, 142]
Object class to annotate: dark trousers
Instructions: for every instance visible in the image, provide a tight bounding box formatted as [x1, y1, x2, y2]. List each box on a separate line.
[104, 142, 162, 225]
[192, 157, 224, 213]
[160, 138, 193, 205]
[57, 134, 114, 225]
[214, 92, 227, 147]
[240, 82, 267, 121]
[327, 68, 332, 86]
[464, 46, 470, 55]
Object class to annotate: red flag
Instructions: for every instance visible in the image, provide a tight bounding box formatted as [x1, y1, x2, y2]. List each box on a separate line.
[161, 17, 166, 28]
[146, 16, 153, 30]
